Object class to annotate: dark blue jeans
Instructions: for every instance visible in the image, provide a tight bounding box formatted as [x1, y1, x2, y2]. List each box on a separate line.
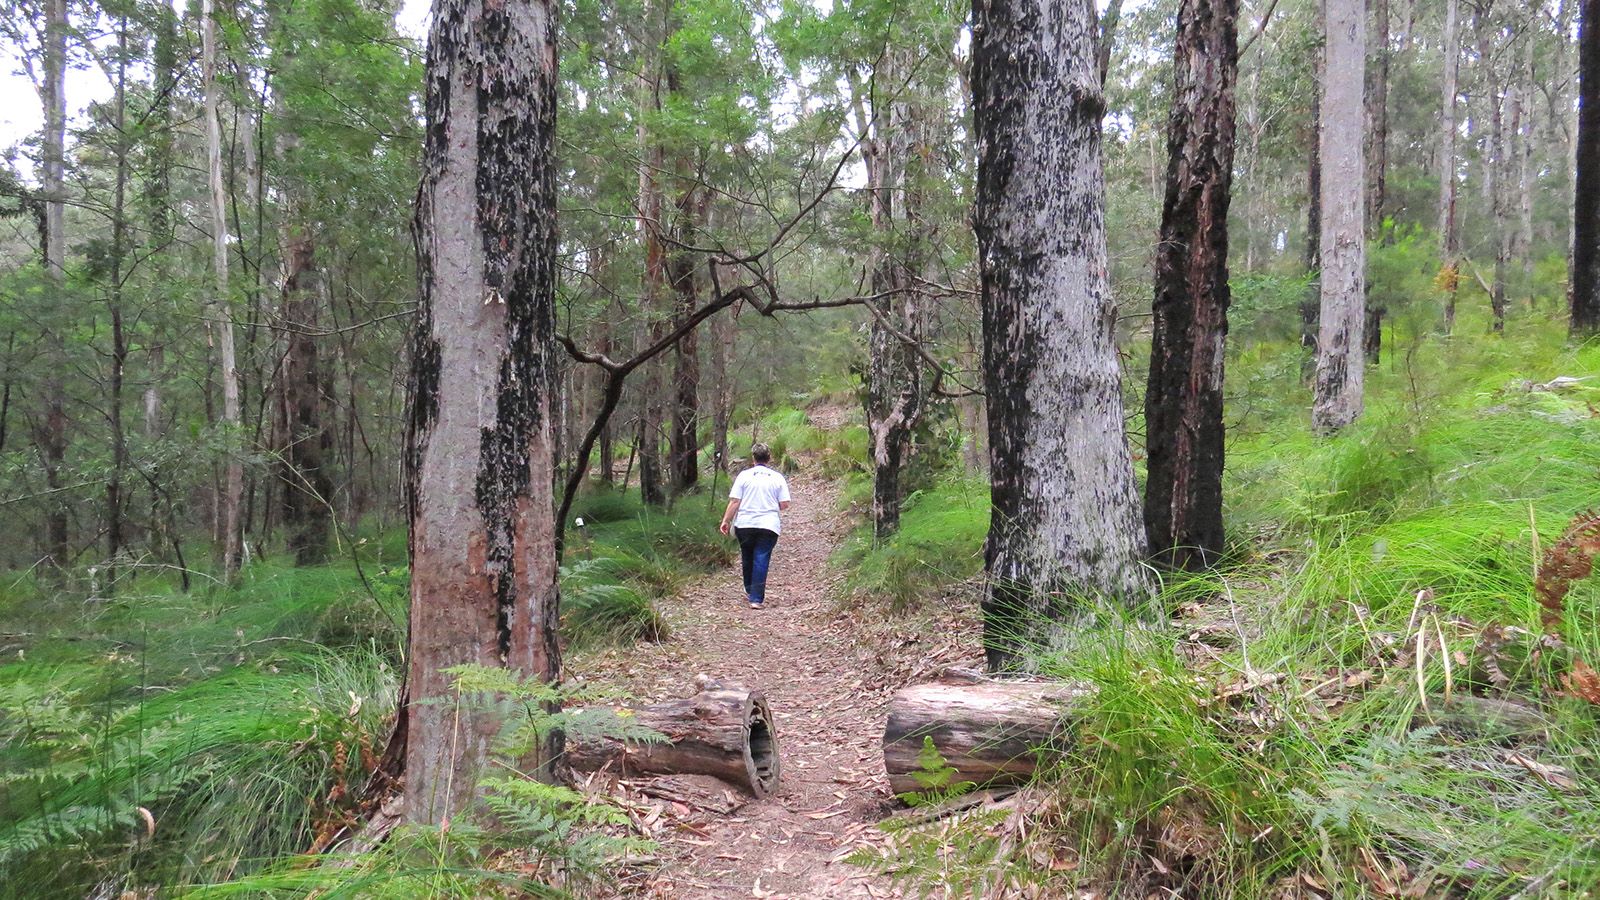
[735, 527, 779, 604]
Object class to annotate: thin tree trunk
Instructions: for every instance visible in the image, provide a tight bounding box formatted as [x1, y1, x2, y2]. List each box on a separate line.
[1145, 0, 1238, 571]
[1300, 8, 1324, 363]
[1312, 0, 1366, 434]
[37, 0, 70, 573]
[709, 262, 734, 475]
[668, 184, 706, 495]
[1364, 0, 1389, 362]
[107, 18, 133, 583]
[402, 0, 562, 823]
[972, 0, 1152, 670]
[864, 51, 928, 540]
[203, 0, 244, 576]
[636, 30, 667, 507]
[1441, 0, 1461, 333]
[1575, 0, 1600, 334]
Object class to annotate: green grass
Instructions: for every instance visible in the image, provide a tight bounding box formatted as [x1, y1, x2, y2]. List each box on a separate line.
[837, 475, 990, 611]
[856, 321, 1600, 896]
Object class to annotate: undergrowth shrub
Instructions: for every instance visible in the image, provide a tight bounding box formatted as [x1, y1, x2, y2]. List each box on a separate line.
[0, 649, 397, 897]
[561, 558, 667, 649]
[179, 665, 656, 899]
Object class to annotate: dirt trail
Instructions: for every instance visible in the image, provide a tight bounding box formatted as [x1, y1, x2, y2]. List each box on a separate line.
[574, 465, 966, 898]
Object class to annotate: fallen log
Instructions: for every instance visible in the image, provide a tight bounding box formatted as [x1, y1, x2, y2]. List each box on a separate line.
[565, 685, 780, 798]
[882, 678, 1092, 796]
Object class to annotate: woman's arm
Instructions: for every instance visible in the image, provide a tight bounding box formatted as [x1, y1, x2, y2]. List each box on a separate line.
[719, 499, 741, 535]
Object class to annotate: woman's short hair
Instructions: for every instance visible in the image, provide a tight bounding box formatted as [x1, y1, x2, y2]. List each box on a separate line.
[750, 443, 772, 464]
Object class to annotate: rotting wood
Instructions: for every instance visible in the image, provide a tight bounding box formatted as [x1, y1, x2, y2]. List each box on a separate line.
[882, 678, 1093, 797]
[565, 685, 781, 798]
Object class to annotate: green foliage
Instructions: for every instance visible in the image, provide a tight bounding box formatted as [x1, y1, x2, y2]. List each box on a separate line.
[0, 650, 397, 897]
[179, 665, 656, 899]
[560, 558, 668, 649]
[839, 475, 989, 610]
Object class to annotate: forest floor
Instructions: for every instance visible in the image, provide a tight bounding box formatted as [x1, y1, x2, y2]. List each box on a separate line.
[573, 423, 983, 898]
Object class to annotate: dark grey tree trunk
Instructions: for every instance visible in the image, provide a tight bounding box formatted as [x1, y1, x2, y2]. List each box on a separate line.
[278, 219, 332, 565]
[106, 18, 132, 584]
[1311, 0, 1366, 435]
[972, 0, 1151, 670]
[1576, 0, 1600, 334]
[1364, 0, 1389, 362]
[1144, 0, 1238, 572]
[403, 0, 562, 824]
[668, 184, 707, 495]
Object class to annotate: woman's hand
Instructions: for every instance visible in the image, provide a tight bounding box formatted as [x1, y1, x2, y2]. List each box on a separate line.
[719, 521, 731, 536]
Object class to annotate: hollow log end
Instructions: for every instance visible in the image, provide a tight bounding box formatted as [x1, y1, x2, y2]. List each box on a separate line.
[745, 690, 780, 798]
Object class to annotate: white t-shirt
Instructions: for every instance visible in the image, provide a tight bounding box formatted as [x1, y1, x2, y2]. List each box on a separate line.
[730, 465, 791, 534]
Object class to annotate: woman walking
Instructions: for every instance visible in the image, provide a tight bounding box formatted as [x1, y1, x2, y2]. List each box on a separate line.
[718, 443, 791, 609]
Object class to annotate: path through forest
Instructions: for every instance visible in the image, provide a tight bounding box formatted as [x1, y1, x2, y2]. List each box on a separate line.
[575, 434, 982, 897]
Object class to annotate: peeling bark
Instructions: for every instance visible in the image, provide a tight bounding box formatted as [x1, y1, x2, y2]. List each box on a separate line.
[1144, 0, 1237, 571]
[403, 0, 562, 824]
[972, 0, 1152, 670]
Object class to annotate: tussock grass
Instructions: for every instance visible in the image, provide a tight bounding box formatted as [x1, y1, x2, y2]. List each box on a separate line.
[861, 323, 1600, 896]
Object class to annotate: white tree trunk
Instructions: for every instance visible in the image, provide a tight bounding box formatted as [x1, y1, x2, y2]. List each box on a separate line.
[202, 0, 244, 575]
[1311, 0, 1366, 434]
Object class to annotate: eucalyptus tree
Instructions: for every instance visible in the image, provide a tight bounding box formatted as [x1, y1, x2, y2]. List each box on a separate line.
[1144, 0, 1239, 571]
[403, 0, 563, 822]
[973, 0, 1151, 669]
[1311, 0, 1365, 435]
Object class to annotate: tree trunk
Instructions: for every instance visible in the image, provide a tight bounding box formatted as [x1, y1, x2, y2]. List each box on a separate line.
[668, 185, 706, 495]
[564, 684, 780, 798]
[636, 40, 667, 507]
[37, 0, 70, 573]
[1576, 0, 1600, 334]
[203, 0, 244, 576]
[278, 211, 332, 565]
[1440, 0, 1461, 333]
[1486, 22, 1510, 335]
[1311, 0, 1366, 435]
[1144, 0, 1238, 572]
[1363, 0, 1389, 363]
[709, 266, 735, 475]
[1300, 10, 1324, 361]
[403, 0, 562, 824]
[865, 53, 932, 541]
[107, 19, 132, 584]
[882, 677, 1091, 796]
[972, 0, 1152, 670]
